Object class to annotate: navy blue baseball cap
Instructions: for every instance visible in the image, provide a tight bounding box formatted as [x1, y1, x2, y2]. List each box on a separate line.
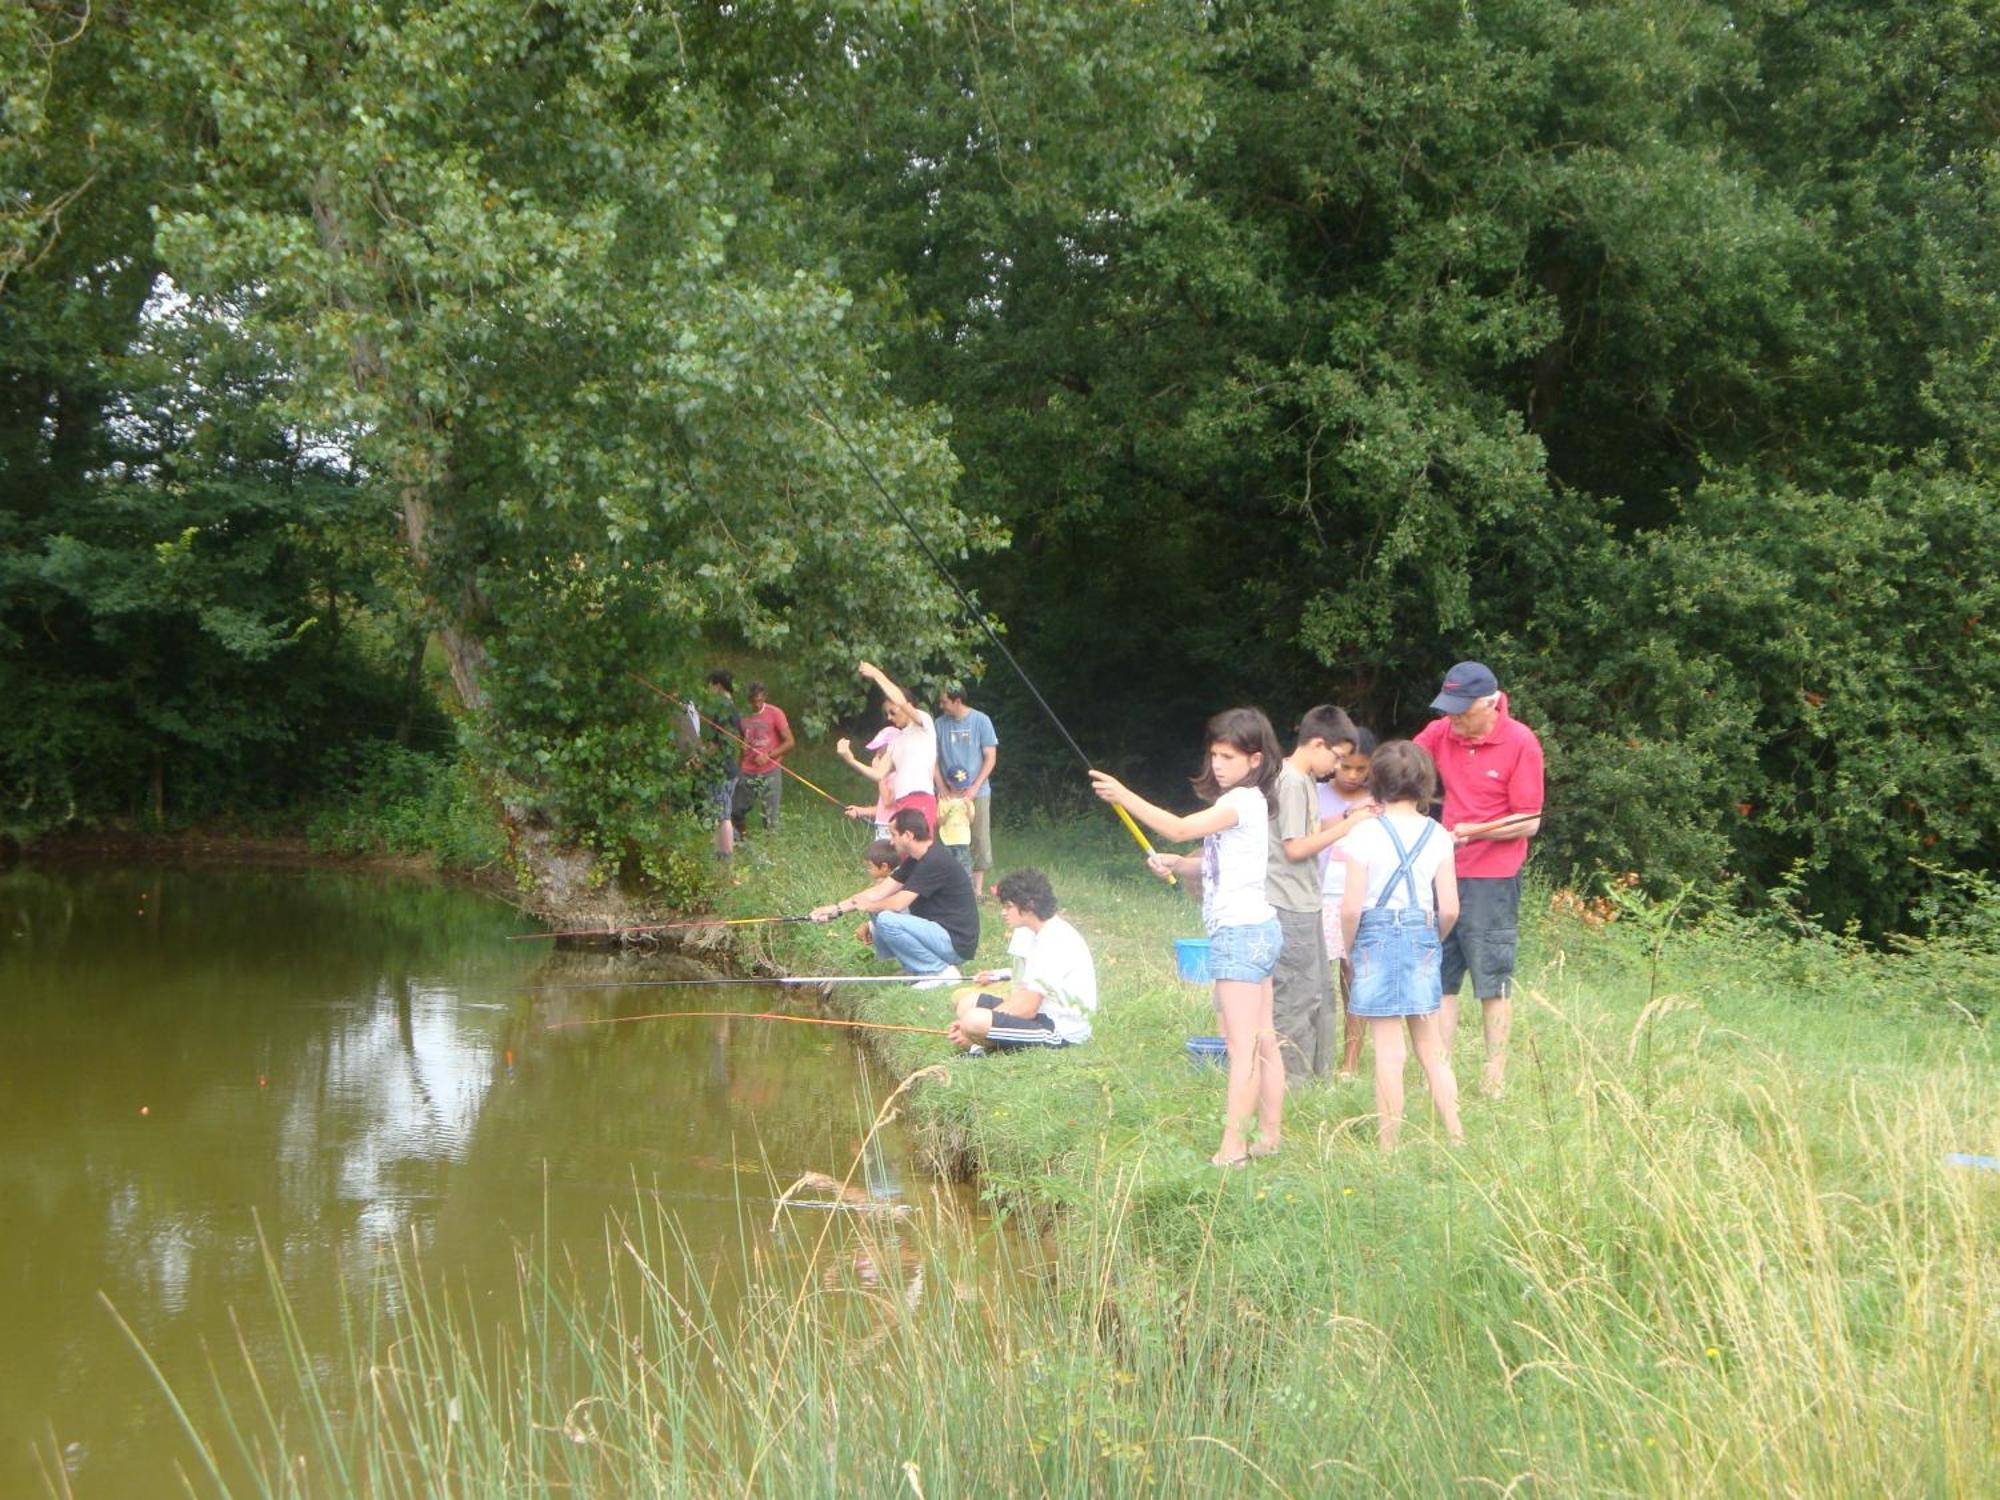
[1431, 661, 1499, 714]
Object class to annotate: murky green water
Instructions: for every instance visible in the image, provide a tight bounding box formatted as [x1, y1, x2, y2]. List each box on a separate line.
[0, 863, 954, 1497]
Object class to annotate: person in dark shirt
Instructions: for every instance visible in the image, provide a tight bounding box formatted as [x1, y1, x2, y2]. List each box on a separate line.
[809, 806, 980, 982]
[702, 669, 742, 862]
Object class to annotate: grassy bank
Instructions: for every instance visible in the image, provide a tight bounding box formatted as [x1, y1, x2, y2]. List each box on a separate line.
[172, 794, 2000, 1495]
[725, 804, 2000, 1493]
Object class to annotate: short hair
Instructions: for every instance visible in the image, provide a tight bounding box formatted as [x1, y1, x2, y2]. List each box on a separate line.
[1349, 727, 1380, 757]
[938, 680, 967, 704]
[863, 838, 898, 868]
[1366, 740, 1437, 805]
[994, 868, 1057, 920]
[1295, 703, 1359, 752]
[1191, 707, 1283, 804]
[705, 669, 733, 693]
[746, 680, 767, 698]
[890, 806, 933, 840]
[1469, 692, 1500, 712]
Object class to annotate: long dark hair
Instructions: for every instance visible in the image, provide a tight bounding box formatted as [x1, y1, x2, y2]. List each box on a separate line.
[1190, 706, 1283, 807]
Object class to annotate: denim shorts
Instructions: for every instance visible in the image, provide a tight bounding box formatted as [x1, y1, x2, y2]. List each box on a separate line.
[1348, 907, 1443, 1018]
[1206, 918, 1283, 983]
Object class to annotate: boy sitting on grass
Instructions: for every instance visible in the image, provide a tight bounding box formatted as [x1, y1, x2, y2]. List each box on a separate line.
[949, 869, 1096, 1052]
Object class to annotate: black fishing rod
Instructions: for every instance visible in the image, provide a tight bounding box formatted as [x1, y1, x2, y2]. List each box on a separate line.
[790, 373, 1172, 877]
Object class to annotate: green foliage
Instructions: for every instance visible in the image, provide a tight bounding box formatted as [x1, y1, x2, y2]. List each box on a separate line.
[147, 0, 1000, 897]
[303, 742, 502, 868]
[1525, 460, 2000, 932]
[5, 0, 1996, 930]
[778, 0, 2000, 934]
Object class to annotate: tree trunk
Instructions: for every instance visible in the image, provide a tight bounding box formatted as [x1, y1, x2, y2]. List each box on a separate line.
[309, 167, 606, 914]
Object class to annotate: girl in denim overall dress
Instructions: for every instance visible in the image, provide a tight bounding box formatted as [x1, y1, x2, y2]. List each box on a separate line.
[1337, 741, 1466, 1151]
[1090, 708, 1286, 1167]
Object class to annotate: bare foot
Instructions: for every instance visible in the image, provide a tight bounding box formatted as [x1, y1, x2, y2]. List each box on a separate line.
[1210, 1152, 1250, 1169]
[1247, 1140, 1282, 1159]
[1481, 1067, 1506, 1099]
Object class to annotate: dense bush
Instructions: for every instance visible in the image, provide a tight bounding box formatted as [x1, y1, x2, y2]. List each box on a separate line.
[303, 742, 503, 870]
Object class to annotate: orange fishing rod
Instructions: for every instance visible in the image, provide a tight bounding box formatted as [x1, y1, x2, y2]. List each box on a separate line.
[508, 913, 810, 943]
[631, 673, 845, 808]
[546, 1009, 950, 1037]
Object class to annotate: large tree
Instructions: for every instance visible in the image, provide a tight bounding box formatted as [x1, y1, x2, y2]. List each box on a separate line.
[2, 1, 402, 831]
[151, 0, 992, 898]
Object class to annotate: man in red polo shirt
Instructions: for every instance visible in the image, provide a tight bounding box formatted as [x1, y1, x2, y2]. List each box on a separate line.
[1413, 661, 1543, 1097]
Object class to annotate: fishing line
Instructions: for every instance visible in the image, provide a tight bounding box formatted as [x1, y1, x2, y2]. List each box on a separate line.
[524, 969, 1006, 996]
[789, 376, 1169, 875]
[509, 913, 810, 943]
[546, 1008, 951, 1036]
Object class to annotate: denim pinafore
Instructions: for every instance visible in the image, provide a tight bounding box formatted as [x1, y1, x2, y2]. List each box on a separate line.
[1347, 817, 1445, 1019]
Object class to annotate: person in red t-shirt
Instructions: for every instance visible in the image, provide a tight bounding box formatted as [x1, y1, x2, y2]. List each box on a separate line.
[1412, 661, 1543, 1098]
[731, 681, 796, 836]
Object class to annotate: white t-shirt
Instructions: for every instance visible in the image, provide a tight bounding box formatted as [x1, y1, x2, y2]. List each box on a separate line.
[888, 709, 938, 799]
[1202, 785, 1275, 933]
[1007, 915, 1097, 1044]
[1342, 813, 1451, 912]
[1317, 783, 1374, 902]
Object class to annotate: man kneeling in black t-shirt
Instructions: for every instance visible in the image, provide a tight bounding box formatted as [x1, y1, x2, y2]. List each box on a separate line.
[809, 807, 981, 984]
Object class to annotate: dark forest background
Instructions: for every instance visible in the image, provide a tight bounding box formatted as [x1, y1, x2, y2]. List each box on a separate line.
[4, 1, 1995, 935]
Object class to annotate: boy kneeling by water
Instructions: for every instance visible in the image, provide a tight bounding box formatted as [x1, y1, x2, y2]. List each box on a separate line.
[949, 869, 1096, 1052]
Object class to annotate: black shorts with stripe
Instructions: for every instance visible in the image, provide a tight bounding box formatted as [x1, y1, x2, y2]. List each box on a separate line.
[975, 993, 1068, 1049]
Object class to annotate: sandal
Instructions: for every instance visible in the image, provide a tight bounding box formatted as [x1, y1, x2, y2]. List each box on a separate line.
[1210, 1152, 1251, 1169]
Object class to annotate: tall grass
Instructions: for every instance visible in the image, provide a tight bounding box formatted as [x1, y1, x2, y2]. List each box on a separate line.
[154, 791, 2000, 1494]
[154, 1030, 1999, 1495]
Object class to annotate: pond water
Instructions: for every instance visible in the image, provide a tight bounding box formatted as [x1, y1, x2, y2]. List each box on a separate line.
[0, 863, 964, 1497]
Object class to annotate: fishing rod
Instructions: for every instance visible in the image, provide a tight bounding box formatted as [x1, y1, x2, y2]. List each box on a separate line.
[1454, 810, 1545, 837]
[631, 673, 847, 809]
[508, 913, 811, 943]
[786, 375, 1173, 882]
[546, 1008, 951, 1036]
[524, 969, 1006, 996]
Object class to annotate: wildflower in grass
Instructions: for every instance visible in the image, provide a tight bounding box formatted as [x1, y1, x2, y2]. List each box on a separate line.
[1342, 1186, 1355, 1196]
[1705, 1346, 1721, 1359]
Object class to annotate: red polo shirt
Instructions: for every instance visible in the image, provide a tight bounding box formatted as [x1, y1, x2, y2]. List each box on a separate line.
[1412, 694, 1544, 879]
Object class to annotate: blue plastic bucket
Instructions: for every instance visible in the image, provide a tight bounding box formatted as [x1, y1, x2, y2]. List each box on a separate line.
[1185, 1035, 1228, 1070]
[1173, 937, 1211, 983]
